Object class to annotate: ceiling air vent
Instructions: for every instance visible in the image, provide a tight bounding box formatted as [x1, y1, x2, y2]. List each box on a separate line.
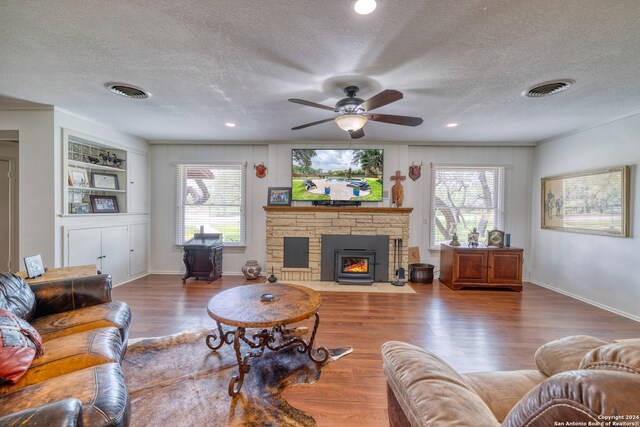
[105, 83, 149, 99]
[523, 79, 575, 98]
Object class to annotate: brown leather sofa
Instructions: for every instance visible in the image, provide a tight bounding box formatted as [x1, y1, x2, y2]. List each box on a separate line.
[0, 273, 132, 427]
[382, 335, 640, 426]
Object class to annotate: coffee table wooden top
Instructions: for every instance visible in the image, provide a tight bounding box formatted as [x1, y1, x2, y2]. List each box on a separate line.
[207, 283, 322, 328]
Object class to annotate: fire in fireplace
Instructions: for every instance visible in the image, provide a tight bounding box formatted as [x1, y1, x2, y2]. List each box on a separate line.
[335, 250, 376, 285]
[342, 258, 369, 273]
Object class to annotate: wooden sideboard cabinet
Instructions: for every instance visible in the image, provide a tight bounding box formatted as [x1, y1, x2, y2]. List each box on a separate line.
[439, 243, 523, 291]
[182, 233, 223, 284]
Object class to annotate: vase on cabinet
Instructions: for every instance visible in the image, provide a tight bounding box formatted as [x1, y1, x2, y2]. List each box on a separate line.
[241, 260, 261, 279]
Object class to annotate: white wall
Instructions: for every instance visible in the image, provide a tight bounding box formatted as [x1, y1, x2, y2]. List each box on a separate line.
[149, 141, 534, 277]
[407, 146, 534, 277]
[0, 110, 55, 266]
[149, 144, 269, 274]
[530, 114, 640, 321]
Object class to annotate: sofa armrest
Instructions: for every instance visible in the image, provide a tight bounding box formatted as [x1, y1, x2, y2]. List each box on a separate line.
[31, 274, 113, 318]
[0, 398, 83, 427]
[382, 341, 500, 427]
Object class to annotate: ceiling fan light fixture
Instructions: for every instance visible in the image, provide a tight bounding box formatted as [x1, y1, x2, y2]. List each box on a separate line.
[354, 0, 377, 15]
[335, 114, 368, 132]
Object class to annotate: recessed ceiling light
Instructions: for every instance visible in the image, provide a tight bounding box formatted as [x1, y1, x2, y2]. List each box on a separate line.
[446, 123, 459, 128]
[105, 82, 149, 99]
[354, 0, 377, 15]
[225, 122, 237, 128]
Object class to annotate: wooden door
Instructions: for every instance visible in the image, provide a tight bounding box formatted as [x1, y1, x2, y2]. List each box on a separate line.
[0, 160, 10, 271]
[101, 225, 129, 285]
[128, 152, 148, 213]
[129, 222, 148, 277]
[453, 250, 488, 284]
[488, 251, 522, 284]
[68, 228, 102, 269]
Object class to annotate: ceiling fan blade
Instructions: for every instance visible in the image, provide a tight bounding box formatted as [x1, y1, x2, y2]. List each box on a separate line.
[288, 98, 336, 111]
[369, 113, 423, 127]
[350, 128, 365, 139]
[291, 117, 335, 130]
[359, 90, 403, 112]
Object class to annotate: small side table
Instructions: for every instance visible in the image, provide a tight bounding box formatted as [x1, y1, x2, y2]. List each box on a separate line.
[15, 265, 98, 285]
[206, 283, 329, 396]
[182, 233, 223, 284]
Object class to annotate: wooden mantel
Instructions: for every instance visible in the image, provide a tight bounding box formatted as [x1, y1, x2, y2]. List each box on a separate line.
[263, 206, 413, 213]
[264, 205, 411, 281]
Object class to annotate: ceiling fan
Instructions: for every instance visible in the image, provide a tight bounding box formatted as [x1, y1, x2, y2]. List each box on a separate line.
[289, 85, 423, 139]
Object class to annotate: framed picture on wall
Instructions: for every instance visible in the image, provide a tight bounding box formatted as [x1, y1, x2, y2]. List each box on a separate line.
[267, 187, 292, 206]
[541, 165, 630, 237]
[91, 172, 119, 190]
[68, 167, 89, 188]
[90, 195, 119, 213]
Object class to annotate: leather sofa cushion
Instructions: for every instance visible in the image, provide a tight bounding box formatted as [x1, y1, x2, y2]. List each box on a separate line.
[534, 335, 607, 377]
[0, 363, 130, 427]
[580, 341, 640, 374]
[0, 398, 83, 427]
[462, 370, 547, 422]
[502, 370, 640, 427]
[30, 301, 131, 343]
[0, 273, 36, 321]
[0, 327, 123, 396]
[382, 341, 499, 427]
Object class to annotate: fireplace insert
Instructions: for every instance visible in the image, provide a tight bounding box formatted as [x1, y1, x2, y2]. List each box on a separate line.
[335, 249, 376, 285]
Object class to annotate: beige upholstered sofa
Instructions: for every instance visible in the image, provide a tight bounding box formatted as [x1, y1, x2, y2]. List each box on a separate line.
[382, 336, 640, 426]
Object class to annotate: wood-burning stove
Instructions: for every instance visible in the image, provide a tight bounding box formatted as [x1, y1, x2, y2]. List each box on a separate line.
[335, 249, 376, 285]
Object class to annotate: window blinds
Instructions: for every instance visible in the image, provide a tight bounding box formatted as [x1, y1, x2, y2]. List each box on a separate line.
[175, 164, 246, 246]
[430, 165, 509, 249]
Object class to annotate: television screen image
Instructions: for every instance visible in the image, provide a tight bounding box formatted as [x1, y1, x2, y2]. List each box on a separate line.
[291, 149, 384, 201]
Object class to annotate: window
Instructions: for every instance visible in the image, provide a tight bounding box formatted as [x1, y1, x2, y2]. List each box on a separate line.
[430, 165, 508, 249]
[176, 164, 246, 246]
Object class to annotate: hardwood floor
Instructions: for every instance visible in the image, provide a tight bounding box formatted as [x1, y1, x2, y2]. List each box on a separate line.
[114, 275, 640, 427]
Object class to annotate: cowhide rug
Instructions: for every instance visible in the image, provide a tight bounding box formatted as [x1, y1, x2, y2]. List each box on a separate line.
[122, 328, 352, 427]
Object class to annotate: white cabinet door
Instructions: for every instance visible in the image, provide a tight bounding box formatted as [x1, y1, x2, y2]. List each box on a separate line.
[100, 225, 129, 285]
[128, 152, 148, 213]
[129, 222, 148, 276]
[68, 228, 102, 269]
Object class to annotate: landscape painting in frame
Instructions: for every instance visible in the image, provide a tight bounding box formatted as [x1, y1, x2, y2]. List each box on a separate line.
[541, 165, 629, 237]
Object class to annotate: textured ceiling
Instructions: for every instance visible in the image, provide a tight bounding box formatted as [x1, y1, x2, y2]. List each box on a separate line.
[1, 0, 640, 144]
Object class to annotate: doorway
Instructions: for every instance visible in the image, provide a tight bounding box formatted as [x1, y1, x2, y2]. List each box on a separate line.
[0, 159, 12, 271]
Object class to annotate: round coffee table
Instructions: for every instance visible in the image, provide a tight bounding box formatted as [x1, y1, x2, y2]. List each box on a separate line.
[206, 283, 330, 396]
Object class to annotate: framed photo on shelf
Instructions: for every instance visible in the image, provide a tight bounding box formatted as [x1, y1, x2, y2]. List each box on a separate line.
[91, 172, 119, 190]
[68, 167, 89, 188]
[23, 254, 45, 278]
[541, 166, 629, 237]
[89, 195, 119, 213]
[267, 187, 292, 206]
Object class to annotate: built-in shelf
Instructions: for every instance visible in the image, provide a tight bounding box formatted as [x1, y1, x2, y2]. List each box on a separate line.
[68, 187, 126, 193]
[68, 159, 127, 172]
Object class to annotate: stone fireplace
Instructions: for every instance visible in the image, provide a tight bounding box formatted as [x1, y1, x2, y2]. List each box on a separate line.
[264, 206, 411, 282]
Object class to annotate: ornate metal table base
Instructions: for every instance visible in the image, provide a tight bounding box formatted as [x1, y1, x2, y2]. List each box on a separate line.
[206, 312, 329, 396]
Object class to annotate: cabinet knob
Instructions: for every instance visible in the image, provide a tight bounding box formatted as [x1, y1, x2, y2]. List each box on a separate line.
[130, 181, 134, 184]
[130, 249, 134, 252]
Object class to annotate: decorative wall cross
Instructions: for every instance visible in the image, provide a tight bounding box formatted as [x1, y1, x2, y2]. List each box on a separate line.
[390, 170, 406, 207]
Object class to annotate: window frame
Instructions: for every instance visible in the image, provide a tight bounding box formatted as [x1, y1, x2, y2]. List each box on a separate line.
[429, 164, 508, 250]
[175, 162, 246, 247]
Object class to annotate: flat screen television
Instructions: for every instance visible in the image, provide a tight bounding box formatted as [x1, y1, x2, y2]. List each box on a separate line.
[291, 149, 384, 202]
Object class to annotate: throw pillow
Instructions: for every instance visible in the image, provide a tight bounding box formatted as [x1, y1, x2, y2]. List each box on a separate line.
[0, 308, 44, 385]
[534, 335, 607, 377]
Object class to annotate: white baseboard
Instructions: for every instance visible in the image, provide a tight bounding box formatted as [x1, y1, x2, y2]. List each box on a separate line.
[530, 279, 640, 323]
[113, 272, 150, 287]
[149, 270, 243, 276]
